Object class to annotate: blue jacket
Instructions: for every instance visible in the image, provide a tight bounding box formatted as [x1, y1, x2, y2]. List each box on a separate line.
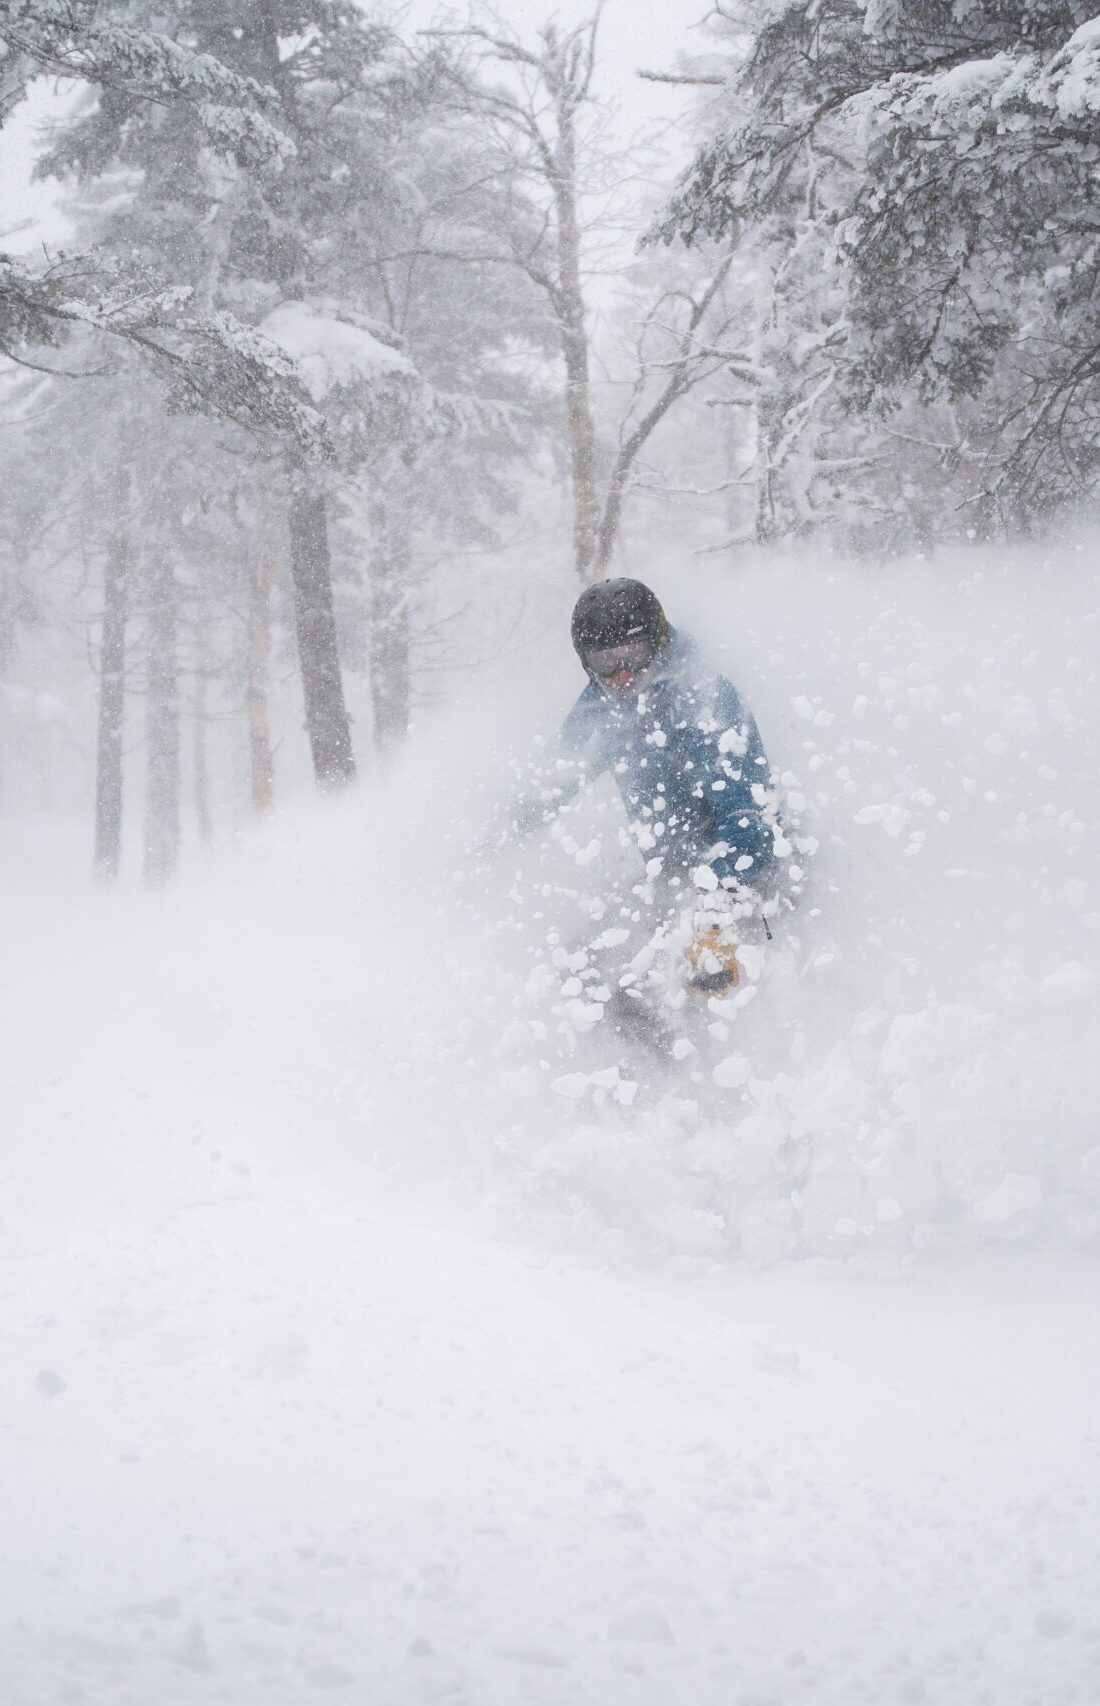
[524, 627, 778, 889]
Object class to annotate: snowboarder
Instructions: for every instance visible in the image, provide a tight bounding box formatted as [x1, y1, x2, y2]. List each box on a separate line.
[508, 578, 787, 1036]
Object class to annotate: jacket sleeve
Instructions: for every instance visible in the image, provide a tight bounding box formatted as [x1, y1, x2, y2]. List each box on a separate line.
[703, 677, 778, 885]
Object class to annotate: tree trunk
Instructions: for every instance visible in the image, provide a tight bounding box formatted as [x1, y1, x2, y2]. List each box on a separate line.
[143, 554, 181, 887]
[285, 461, 356, 790]
[592, 379, 689, 577]
[368, 507, 412, 760]
[553, 121, 600, 581]
[193, 618, 213, 846]
[93, 457, 130, 882]
[561, 313, 600, 581]
[247, 494, 279, 813]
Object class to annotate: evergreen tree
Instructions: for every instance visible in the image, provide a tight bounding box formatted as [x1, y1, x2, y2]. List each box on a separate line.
[37, 0, 422, 789]
[651, 0, 1100, 528]
[655, 1, 1100, 531]
[0, 3, 326, 442]
[28, 0, 551, 814]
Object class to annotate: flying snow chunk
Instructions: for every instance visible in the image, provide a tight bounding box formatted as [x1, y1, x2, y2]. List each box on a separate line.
[551, 1072, 591, 1101]
[737, 945, 766, 982]
[590, 927, 631, 950]
[713, 1054, 751, 1089]
[854, 801, 910, 838]
[972, 1174, 1042, 1224]
[559, 998, 604, 1033]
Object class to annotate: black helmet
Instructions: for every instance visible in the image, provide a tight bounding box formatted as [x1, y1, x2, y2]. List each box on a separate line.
[570, 578, 667, 660]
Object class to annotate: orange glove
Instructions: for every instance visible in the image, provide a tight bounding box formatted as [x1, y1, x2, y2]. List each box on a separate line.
[683, 924, 740, 995]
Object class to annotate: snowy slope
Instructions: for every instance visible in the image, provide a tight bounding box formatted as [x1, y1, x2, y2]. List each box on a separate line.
[3, 1177, 1098, 1704]
[2, 544, 1099, 1701]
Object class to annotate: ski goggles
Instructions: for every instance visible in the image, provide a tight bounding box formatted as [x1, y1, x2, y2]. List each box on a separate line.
[584, 638, 655, 678]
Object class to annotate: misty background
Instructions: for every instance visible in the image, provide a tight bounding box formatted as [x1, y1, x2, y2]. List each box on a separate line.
[1, 4, 1098, 1704]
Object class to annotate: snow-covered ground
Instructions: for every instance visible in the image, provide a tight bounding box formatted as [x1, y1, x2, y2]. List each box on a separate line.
[4, 1174, 1098, 1704]
[2, 546, 1099, 1701]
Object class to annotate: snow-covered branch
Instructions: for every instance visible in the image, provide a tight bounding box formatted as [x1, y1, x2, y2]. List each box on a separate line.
[0, 0, 294, 165]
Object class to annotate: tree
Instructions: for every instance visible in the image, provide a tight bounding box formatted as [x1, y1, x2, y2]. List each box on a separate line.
[245, 493, 280, 813]
[142, 546, 180, 884]
[0, 2, 329, 446]
[591, 247, 742, 564]
[0, 251, 327, 451]
[34, 0, 423, 791]
[654, 0, 1100, 530]
[35, 1, 550, 804]
[427, 9, 602, 577]
[427, 6, 746, 579]
[1, 0, 291, 161]
[639, 24, 883, 549]
[307, 80, 552, 753]
[92, 442, 131, 879]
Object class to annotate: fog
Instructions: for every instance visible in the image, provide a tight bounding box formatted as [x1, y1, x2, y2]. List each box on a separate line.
[2, 4, 1099, 1702]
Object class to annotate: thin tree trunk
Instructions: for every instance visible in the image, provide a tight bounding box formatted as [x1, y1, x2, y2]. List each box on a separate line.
[143, 554, 181, 886]
[561, 313, 600, 580]
[368, 508, 412, 760]
[553, 120, 600, 581]
[93, 456, 130, 882]
[247, 494, 279, 813]
[285, 461, 356, 790]
[592, 379, 689, 575]
[592, 255, 735, 574]
[193, 618, 213, 846]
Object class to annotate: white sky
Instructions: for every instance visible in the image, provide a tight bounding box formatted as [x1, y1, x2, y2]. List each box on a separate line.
[0, 0, 717, 255]
[398, 0, 717, 133]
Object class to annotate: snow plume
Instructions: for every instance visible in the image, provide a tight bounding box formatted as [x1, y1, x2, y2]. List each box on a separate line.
[396, 542, 1100, 1266]
[8, 540, 1095, 1272]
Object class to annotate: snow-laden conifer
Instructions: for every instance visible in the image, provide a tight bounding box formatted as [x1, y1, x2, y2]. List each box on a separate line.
[655, 0, 1100, 526]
